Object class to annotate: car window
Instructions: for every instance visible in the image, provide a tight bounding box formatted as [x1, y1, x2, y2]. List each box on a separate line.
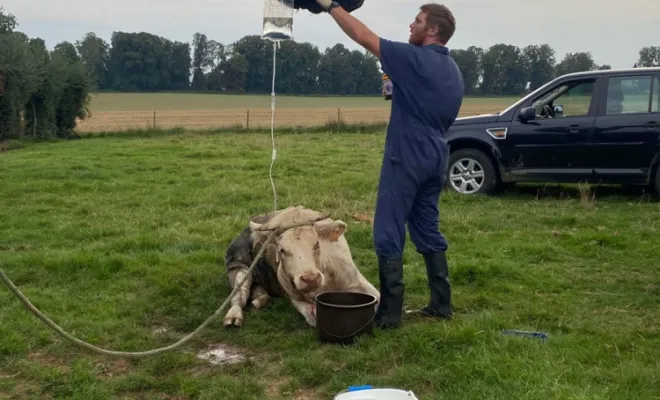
[606, 75, 652, 115]
[653, 76, 660, 113]
[552, 81, 594, 117]
[531, 80, 595, 118]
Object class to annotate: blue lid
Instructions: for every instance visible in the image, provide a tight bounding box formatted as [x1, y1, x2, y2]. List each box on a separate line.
[347, 385, 373, 392]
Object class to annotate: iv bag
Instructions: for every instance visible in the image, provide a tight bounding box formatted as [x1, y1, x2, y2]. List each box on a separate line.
[262, 0, 295, 41]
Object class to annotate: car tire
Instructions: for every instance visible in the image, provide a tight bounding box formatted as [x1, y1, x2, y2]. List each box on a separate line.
[654, 165, 660, 197]
[445, 148, 498, 195]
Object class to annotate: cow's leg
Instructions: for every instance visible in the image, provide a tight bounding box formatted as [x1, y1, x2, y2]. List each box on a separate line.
[250, 285, 270, 310]
[224, 267, 253, 328]
[291, 298, 316, 327]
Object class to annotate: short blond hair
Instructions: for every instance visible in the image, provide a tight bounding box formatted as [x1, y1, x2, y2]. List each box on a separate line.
[420, 3, 456, 44]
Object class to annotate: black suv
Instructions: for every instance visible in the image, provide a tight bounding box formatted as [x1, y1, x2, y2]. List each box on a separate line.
[445, 67, 660, 196]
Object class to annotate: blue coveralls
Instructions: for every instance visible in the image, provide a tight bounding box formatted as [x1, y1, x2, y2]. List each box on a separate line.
[373, 38, 464, 258]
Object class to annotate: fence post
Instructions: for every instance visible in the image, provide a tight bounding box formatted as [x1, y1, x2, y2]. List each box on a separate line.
[337, 107, 341, 124]
[246, 109, 250, 131]
[153, 111, 156, 128]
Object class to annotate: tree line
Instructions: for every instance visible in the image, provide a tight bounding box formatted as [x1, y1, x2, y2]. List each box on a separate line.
[2, 6, 660, 140]
[60, 31, 660, 97]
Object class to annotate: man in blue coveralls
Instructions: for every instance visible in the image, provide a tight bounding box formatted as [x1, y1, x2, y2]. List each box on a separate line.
[314, 0, 465, 329]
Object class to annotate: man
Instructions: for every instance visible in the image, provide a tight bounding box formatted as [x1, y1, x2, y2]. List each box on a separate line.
[315, 1, 465, 329]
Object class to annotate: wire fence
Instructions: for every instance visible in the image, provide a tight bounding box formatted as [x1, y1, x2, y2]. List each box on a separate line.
[76, 107, 395, 133]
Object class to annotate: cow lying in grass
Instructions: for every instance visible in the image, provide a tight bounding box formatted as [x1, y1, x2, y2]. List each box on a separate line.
[223, 206, 380, 328]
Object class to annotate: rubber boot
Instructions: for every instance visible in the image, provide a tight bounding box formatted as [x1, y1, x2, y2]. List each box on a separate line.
[374, 256, 404, 329]
[420, 251, 452, 319]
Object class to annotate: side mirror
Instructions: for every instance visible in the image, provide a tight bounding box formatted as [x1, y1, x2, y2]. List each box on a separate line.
[518, 106, 536, 122]
[553, 105, 564, 116]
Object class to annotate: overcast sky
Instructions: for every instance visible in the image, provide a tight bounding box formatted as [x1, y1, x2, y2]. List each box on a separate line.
[4, 0, 660, 70]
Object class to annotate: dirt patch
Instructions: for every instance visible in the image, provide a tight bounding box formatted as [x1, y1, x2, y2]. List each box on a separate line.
[352, 212, 374, 225]
[116, 392, 188, 400]
[104, 359, 132, 377]
[265, 375, 290, 398]
[0, 383, 50, 400]
[263, 376, 323, 400]
[293, 388, 322, 400]
[151, 325, 169, 335]
[196, 343, 250, 366]
[26, 352, 70, 374]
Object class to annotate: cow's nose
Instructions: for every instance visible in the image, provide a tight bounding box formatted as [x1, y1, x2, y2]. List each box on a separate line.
[300, 271, 322, 285]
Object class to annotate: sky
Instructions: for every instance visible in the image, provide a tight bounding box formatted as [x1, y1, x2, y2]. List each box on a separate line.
[3, 0, 660, 70]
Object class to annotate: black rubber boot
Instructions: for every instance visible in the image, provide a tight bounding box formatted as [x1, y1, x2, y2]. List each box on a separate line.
[420, 251, 452, 319]
[374, 256, 404, 329]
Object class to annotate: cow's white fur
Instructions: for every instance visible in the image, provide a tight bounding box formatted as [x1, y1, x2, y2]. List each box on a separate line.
[248, 206, 380, 327]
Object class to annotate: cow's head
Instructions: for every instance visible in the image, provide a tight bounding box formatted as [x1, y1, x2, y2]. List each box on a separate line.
[249, 206, 347, 297]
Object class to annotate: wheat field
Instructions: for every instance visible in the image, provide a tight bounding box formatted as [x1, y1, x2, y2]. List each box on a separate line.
[75, 92, 518, 132]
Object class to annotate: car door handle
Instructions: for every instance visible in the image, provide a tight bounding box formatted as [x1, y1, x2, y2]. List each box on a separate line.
[569, 124, 580, 133]
[643, 121, 657, 129]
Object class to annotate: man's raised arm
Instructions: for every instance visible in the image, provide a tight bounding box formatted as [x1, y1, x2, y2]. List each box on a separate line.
[315, 0, 381, 58]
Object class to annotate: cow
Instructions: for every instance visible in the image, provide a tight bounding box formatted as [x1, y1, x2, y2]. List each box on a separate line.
[222, 206, 380, 328]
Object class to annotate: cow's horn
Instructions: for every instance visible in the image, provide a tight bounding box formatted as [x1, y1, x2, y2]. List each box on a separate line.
[256, 208, 329, 231]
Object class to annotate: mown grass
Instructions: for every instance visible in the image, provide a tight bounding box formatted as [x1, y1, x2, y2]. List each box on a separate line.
[1, 129, 660, 399]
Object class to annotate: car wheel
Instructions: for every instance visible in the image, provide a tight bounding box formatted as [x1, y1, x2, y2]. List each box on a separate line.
[654, 165, 660, 196]
[446, 148, 498, 195]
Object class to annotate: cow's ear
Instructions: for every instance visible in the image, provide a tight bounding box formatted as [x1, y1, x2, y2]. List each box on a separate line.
[315, 220, 347, 242]
[264, 243, 279, 267]
[249, 221, 271, 243]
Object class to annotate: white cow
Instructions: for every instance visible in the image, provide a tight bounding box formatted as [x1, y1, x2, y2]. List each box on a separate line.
[222, 206, 380, 328]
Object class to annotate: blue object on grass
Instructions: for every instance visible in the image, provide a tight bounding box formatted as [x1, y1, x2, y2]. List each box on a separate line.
[348, 385, 373, 391]
[502, 330, 549, 341]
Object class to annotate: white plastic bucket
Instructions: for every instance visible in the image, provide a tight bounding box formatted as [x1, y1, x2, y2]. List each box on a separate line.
[334, 388, 419, 400]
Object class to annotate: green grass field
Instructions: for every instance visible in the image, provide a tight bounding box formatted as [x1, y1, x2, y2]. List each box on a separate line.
[1, 130, 659, 399]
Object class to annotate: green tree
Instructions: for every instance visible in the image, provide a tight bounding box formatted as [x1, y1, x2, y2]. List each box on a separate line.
[0, 9, 91, 139]
[0, 6, 17, 33]
[207, 52, 249, 93]
[554, 52, 596, 76]
[318, 44, 356, 95]
[480, 44, 527, 95]
[0, 30, 40, 137]
[191, 33, 222, 90]
[522, 44, 556, 91]
[452, 46, 483, 95]
[75, 32, 110, 90]
[637, 46, 660, 67]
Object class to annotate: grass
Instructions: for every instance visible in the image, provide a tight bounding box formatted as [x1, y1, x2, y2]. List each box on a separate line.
[76, 93, 518, 133]
[1, 129, 660, 399]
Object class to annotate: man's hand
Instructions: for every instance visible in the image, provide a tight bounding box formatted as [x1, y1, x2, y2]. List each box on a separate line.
[316, 0, 381, 58]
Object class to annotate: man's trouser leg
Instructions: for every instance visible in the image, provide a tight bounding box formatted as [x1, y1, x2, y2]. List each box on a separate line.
[372, 158, 419, 329]
[408, 152, 452, 319]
